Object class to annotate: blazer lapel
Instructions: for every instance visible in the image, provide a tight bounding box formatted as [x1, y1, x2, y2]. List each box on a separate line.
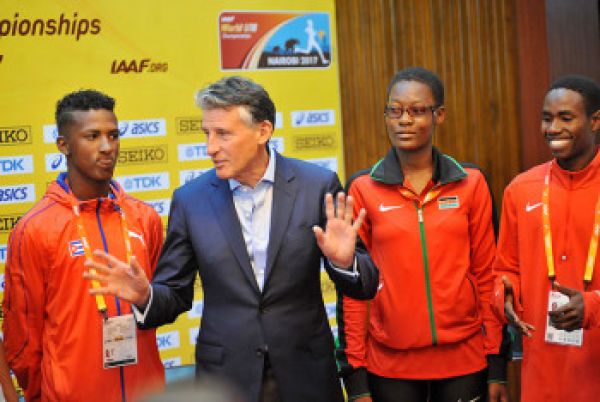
[208, 176, 260, 293]
[265, 155, 297, 284]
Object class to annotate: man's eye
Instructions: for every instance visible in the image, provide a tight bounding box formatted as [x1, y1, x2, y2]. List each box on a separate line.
[409, 107, 428, 116]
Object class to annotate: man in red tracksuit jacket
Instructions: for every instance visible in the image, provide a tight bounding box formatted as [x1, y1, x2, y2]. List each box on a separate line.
[3, 90, 165, 402]
[493, 75, 600, 401]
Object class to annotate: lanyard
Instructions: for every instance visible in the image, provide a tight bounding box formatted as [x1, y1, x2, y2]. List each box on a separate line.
[72, 198, 133, 316]
[542, 161, 600, 285]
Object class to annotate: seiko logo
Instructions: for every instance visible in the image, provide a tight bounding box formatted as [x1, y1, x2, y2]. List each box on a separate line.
[117, 145, 168, 165]
[45, 153, 67, 172]
[178, 143, 209, 161]
[176, 117, 202, 135]
[162, 358, 182, 369]
[0, 155, 34, 175]
[0, 126, 31, 145]
[291, 110, 335, 127]
[116, 173, 170, 193]
[156, 331, 180, 350]
[179, 169, 208, 186]
[0, 214, 22, 232]
[0, 245, 7, 264]
[187, 300, 204, 319]
[293, 134, 335, 151]
[0, 184, 35, 204]
[145, 198, 171, 217]
[307, 157, 338, 172]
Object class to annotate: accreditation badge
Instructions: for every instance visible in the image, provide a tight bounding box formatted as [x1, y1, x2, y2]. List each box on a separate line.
[544, 290, 583, 347]
[103, 314, 138, 368]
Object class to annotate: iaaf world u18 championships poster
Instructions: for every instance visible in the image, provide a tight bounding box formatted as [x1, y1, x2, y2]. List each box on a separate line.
[220, 12, 331, 69]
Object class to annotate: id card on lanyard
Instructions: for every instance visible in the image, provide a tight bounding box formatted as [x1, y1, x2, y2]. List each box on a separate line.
[542, 161, 600, 346]
[72, 194, 139, 368]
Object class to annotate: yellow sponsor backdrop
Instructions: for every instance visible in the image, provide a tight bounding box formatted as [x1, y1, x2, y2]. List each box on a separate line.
[0, 0, 343, 375]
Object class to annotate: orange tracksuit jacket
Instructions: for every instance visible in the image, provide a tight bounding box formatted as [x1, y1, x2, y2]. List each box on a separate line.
[492, 147, 600, 402]
[337, 147, 502, 397]
[3, 173, 165, 402]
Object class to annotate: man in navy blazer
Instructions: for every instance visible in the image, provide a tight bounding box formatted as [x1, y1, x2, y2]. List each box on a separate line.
[86, 76, 378, 402]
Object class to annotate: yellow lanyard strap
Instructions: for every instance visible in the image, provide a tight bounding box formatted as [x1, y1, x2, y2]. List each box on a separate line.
[72, 200, 133, 315]
[542, 161, 600, 284]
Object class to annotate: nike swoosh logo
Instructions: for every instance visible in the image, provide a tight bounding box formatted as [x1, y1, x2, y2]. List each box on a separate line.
[525, 202, 543, 212]
[379, 203, 403, 212]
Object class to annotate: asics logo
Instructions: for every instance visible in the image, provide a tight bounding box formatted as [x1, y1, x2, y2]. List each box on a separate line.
[379, 203, 403, 212]
[525, 202, 543, 212]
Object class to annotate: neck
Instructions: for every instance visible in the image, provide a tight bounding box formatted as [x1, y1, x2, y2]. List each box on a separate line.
[66, 173, 111, 200]
[395, 146, 434, 174]
[557, 146, 598, 172]
[238, 148, 270, 188]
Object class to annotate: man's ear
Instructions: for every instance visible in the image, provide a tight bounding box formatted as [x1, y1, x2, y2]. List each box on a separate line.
[56, 136, 70, 156]
[591, 109, 600, 132]
[257, 120, 274, 146]
[433, 106, 446, 125]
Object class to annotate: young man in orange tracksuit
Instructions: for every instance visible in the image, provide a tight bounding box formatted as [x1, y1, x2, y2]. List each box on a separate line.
[2, 90, 165, 401]
[493, 75, 600, 401]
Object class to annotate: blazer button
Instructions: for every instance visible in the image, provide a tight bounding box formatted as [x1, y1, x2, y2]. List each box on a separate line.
[255, 348, 264, 357]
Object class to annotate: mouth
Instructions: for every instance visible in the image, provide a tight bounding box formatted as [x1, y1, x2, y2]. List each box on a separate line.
[97, 159, 115, 168]
[545, 135, 573, 151]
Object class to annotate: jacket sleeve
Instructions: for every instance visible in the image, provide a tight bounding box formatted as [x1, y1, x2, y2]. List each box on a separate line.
[492, 184, 523, 323]
[322, 172, 379, 300]
[468, 172, 503, 358]
[2, 221, 47, 401]
[582, 291, 600, 329]
[140, 189, 199, 329]
[335, 178, 373, 399]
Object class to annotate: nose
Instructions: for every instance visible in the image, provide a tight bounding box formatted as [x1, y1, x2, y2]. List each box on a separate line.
[545, 118, 562, 134]
[397, 109, 413, 125]
[99, 133, 113, 152]
[206, 133, 219, 156]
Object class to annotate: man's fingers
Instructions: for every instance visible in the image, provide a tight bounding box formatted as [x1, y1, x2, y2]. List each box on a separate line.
[92, 249, 125, 268]
[336, 192, 347, 219]
[553, 282, 578, 297]
[353, 208, 366, 232]
[130, 256, 142, 276]
[324, 193, 335, 220]
[84, 259, 111, 275]
[343, 194, 354, 222]
[312, 226, 325, 249]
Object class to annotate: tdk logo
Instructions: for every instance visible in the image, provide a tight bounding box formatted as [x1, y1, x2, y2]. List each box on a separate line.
[0, 126, 32, 145]
[179, 169, 208, 186]
[0, 245, 6, 264]
[118, 119, 166, 139]
[187, 300, 204, 319]
[156, 331, 180, 351]
[116, 173, 170, 193]
[146, 198, 171, 217]
[308, 157, 338, 173]
[118, 145, 168, 165]
[0, 214, 22, 233]
[269, 137, 284, 153]
[162, 357, 182, 369]
[178, 143, 209, 162]
[45, 153, 67, 172]
[0, 184, 35, 204]
[291, 110, 335, 127]
[0, 155, 33, 175]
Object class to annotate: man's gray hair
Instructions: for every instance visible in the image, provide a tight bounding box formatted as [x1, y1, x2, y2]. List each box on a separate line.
[195, 76, 276, 127]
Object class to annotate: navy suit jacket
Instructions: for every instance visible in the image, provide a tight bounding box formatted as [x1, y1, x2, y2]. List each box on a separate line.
[142, 153, 378, 402]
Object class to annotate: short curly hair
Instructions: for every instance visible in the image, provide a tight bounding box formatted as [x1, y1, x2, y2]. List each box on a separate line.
[55, 89, 115, 136]
[548, 75, 600, 116]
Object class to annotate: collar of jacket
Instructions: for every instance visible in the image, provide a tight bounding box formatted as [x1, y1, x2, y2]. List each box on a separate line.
[369, 146, 467, 186]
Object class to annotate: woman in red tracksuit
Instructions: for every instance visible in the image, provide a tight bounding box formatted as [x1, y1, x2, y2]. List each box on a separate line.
[336, 67, 506, 402]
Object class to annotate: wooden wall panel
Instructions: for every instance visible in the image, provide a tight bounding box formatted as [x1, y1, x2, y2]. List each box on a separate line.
[335, 0, 521, 206]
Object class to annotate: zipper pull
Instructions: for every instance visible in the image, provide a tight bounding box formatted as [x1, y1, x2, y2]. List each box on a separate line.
[417, 207, 424, 223]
